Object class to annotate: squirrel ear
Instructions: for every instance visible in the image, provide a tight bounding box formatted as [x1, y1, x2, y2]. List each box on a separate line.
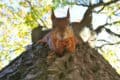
[51, 9, 56, 20]
[67, 8, 70, 19]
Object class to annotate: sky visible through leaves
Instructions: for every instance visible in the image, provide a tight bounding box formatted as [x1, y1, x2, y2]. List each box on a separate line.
[0, 0, 120, 74]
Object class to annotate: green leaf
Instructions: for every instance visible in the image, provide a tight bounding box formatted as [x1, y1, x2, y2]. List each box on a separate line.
[19, 1, 29, 7]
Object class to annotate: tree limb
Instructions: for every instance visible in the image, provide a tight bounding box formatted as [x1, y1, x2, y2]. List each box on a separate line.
[97, 39, 111, 43]
[93, 6, 105, 13]
[25, 0, 32, 7]
[92, 0, 119, 9]
[76, 0, 119, 8]
[75, 0, 119, 33]
[105, 28, 120, 37]
[95, 20, 120, 37]
[25, 0, 47, 28]
[77, 0, 119, 23]
[96, 40, 120, 48]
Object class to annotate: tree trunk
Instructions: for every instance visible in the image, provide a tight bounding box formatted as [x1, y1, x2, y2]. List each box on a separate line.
[0, 41, 120, 80]
[0, 5, 120, 80]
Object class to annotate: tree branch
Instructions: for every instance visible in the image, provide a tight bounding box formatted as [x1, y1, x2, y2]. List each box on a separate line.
[96, 40, 120, 48]
[76, 0, 119, 32]
[97, 39, 111, 43]
[76, 0, 119, 9]
[93, 6, 105, 13]
[25, 0, 32, 7]
[25, 0, 47, 28]
[92, 0, 119, 9]
[95, 20, 120, 37]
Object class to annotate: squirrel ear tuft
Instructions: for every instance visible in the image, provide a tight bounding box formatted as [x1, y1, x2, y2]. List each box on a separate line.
[51, 9, 56, 20]
[67, 8, 70, 19]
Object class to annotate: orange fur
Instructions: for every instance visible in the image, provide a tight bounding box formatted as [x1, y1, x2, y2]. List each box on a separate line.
[38, 9, 77, 56]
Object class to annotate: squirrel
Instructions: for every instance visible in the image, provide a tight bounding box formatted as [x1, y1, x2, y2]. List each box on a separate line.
[31, 24, 51, 44]
[71, 8, 92, 43]
[38, 9, 77, 56]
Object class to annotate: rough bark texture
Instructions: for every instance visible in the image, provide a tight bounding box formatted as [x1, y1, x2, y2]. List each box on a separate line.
[0, 42, 120, 80]
[1, 1, 120, 80]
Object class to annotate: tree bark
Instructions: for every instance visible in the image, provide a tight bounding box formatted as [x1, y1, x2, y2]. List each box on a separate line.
[0, 41, 120, 80]
[0, 1, 120, 79]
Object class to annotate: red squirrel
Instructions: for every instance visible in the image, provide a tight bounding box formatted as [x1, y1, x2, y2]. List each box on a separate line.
[38, 9, 77, 56]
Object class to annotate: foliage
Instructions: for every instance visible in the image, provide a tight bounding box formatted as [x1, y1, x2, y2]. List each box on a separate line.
[0, 0, 120, 75]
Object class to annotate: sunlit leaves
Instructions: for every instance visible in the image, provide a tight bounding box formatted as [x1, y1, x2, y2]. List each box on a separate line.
[0, 21, 3, 26]
[25, 12, 38, 28]
[0, 61, 3, 70]
[19, 1, 29, 7]
[45, 5, 52, 12]
[0, 0, 120, 74]
[52, 0, 73, 8]
[24, 3, 52, 28]
[102, 49, 120, 74]
[104, 2, 120, 17]
[98, 1, 120, 27]
[0, 0, 54, 70]
[0, 21, 31, 70]
[0, 3, 4, 8]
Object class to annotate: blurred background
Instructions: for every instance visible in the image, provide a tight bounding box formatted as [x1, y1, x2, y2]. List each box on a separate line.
[0, 0, 120, 74]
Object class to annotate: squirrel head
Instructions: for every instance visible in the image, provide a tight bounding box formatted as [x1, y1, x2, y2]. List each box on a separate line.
[51, 8, 70, 30]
